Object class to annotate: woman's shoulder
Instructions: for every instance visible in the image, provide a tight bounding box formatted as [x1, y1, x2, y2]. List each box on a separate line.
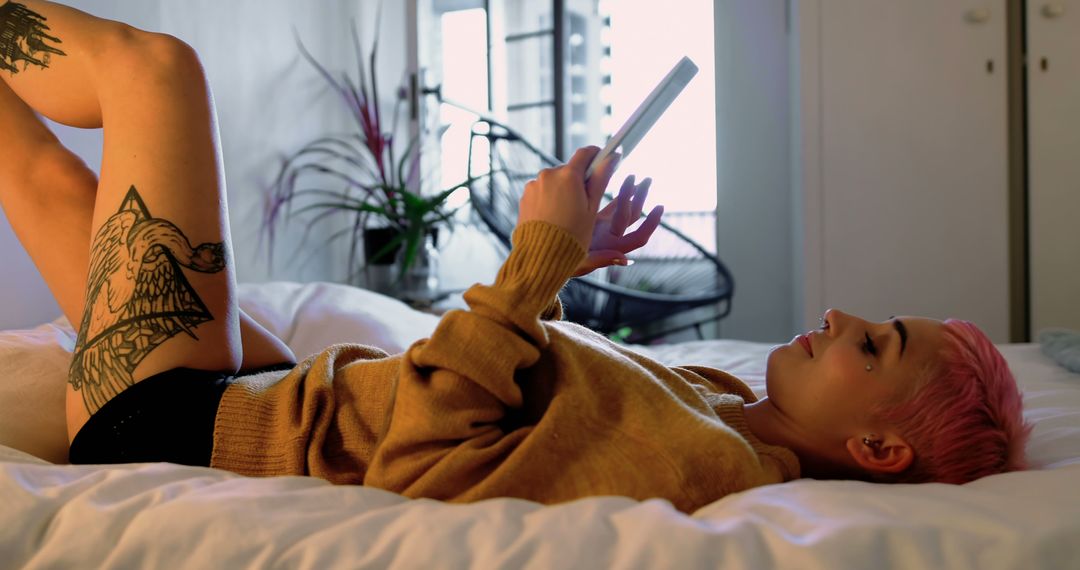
[669, 365, 757, 402]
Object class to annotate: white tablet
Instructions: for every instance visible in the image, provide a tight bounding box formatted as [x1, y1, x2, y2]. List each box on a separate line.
[585, 56, 699, 179]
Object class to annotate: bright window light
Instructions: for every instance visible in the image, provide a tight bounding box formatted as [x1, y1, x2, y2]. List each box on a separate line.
[439, 8, 488, 203]
[605, 1, 716, 212]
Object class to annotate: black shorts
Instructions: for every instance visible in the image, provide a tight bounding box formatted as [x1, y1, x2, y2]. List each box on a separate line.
[68, 362, 295, 467]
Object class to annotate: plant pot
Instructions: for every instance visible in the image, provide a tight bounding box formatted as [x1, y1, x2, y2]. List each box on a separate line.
[360, 227, 403, 295]
[396, 229, 441, 306]
[360, 227, 441, 304]
[363, 226, 403, 265]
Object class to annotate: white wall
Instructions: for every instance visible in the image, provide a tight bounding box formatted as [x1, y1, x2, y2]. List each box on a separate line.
[802, 1, 1011, 342]
[0, 0, 408, 330]
[0, 1, 159, 330]
[0, 209, 64, 329]
[713, 0, 794, 343]
[158, 0, 411, 285]
[1027, 1, 1080, 333]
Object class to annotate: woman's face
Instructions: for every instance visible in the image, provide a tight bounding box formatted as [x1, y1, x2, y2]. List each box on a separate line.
[764, 309, 947, 442]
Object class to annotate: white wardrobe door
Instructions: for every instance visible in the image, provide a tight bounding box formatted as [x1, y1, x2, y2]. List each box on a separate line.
[818, 1, 1010, 341]
[1028, 2, 1080, 333]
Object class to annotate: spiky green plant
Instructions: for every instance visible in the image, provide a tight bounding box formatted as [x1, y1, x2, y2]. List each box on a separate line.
[263, 20, 476, 284]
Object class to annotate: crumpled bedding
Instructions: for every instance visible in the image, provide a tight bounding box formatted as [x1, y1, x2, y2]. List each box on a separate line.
[1, 282, 1078, 569]
[1039, 328, 1080, 374]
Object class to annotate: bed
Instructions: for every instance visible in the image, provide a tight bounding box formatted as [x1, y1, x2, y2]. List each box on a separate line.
[2, 281, 1078, 569]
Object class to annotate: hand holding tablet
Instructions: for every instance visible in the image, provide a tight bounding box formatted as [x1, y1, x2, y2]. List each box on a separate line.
[584, 56, 699, 180]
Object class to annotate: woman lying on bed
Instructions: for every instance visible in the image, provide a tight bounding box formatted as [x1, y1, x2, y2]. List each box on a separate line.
[0, 0, 1031, 514]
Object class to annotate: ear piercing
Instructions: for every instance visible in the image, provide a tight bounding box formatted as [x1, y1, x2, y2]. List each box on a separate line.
[863, 435, 881, 449]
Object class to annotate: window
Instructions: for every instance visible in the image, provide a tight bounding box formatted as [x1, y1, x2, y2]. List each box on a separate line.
[424, 0, 717, 246]
[601, 0, 717, 218]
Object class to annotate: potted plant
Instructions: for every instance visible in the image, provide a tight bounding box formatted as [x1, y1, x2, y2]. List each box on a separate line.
[262, 23, 474, 302]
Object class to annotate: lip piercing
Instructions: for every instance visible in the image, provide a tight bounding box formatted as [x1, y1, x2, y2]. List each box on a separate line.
[866, 364, 873, 372]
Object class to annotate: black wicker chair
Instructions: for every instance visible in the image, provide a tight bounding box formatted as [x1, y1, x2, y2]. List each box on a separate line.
[466, 117, 733, 343]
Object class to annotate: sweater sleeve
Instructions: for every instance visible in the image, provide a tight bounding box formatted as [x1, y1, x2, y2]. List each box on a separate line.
[363, 221, 585, 500]
[540, 296, 565, 322]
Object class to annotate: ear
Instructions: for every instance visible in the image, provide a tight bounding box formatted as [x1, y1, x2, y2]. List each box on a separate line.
[845, 433, 914, 475]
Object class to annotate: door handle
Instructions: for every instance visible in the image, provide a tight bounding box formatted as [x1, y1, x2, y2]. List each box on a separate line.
[964, 7, 991, 24]
[1041, 3, 1066, 19]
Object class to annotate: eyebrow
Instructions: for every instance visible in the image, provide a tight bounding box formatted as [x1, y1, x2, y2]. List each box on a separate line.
[892, 318, 908, 358]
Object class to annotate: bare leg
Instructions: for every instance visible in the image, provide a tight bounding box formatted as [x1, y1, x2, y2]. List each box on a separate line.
[0, 0, 293, 442]
[0, 72, 96, 324]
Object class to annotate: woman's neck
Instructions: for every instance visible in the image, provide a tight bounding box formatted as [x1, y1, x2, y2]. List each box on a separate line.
[743, 398, 855, 479]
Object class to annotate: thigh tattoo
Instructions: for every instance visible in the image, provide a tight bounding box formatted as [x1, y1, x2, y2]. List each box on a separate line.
[70, 186, 227, 414]
[0, 1, 66, 75]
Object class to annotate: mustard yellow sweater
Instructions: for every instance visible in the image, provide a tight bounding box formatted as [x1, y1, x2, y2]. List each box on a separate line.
[211, 221, 799, 513]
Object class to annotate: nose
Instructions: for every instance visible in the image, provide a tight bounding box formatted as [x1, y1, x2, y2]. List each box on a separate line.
[822, 308, 855, 333]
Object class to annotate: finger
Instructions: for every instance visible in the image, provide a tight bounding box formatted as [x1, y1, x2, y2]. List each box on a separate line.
[619, 174, 636, 197]
[596, 194, 618, 218]
[600, 179, 630, 219]
[610, 176, 635, 235]
[593, 250, 632, 266]
[565, 146, 602, 178]
[630, 177, 652, 220]
[574, 250, 632, 277]
[622, 205, 664, 251]
[585, 152, 621, 212]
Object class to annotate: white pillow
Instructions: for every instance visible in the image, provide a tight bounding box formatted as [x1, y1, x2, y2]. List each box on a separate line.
[236, 281, 440, 358]
[0, 281, 441, 463]
[0, 322, 75, 464]
[997, 344, 1080, 470]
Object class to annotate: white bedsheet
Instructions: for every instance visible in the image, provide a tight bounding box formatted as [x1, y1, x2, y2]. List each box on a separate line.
[1, 282, 1078, 569]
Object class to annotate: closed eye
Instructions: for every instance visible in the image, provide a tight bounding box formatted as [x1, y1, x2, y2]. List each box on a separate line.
[862, 332, 878, 356]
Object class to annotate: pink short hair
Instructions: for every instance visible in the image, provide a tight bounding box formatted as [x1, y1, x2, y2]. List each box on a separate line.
[871, 319, 1032, 484]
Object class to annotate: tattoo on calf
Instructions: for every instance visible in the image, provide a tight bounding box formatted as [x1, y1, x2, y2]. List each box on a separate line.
[0, 1, 66, 74]
[69, 186, 228, 415]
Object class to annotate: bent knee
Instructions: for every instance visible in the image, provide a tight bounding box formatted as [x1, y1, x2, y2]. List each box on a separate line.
[91, 25, 206, 86]
[131, 30, 205, 78]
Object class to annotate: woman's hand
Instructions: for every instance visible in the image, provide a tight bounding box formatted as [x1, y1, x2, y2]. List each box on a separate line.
[516, 146, 618, 249]
[515, 146, 664, 278]
[573, 175, 664, 277]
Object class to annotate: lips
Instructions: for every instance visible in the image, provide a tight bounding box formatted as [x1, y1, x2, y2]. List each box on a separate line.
[797, 334, 813, 357]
